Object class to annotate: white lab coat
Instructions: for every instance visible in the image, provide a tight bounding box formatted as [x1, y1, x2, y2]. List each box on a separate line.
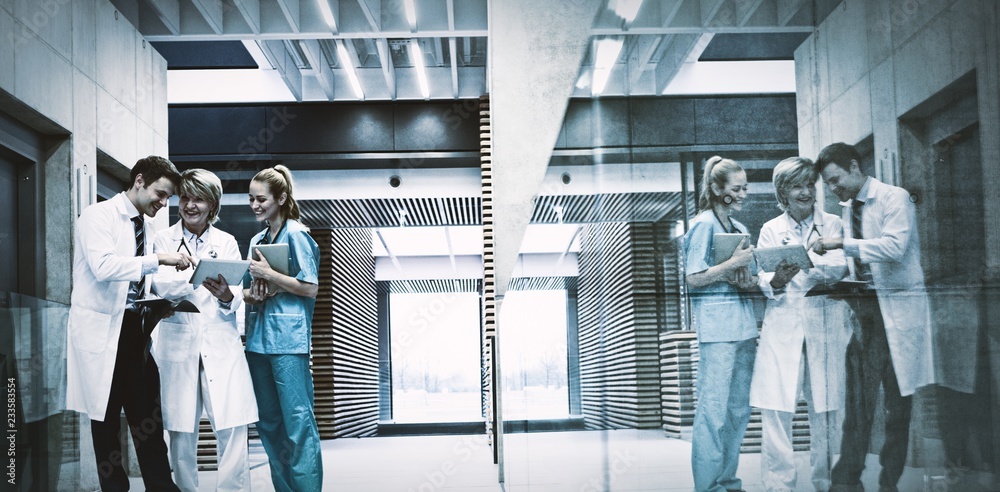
[66, 193, 155, 420]
[750, 209, 855, 413]
[841, 177, 935, 396]
[151, 223, 258, 432]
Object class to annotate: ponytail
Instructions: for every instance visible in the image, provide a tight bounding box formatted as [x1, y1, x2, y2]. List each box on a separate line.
[252, 165, 301, 221]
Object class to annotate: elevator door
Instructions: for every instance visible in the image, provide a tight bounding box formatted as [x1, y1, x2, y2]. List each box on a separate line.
[0, 155, 18, 294]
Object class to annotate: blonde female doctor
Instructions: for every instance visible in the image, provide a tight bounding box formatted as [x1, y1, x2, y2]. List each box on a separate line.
[749, 157, 854, 492]
[152, 169, 258, 492]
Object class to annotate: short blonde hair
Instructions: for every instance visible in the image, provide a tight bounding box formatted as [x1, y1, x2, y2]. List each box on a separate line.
[178, 169, 223, 223]
[772, 157, 817, 211]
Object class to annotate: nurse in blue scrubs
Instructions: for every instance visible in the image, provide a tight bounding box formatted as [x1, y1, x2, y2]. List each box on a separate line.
[243, 165, 323, 492]
[684, 156, 759, 492]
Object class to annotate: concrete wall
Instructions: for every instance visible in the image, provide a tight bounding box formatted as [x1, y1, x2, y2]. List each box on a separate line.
[795, 0, 1000, 478]
[0, 0, 169, 302]
[794, 0, 996, 190]
[0, 1, 169, 488]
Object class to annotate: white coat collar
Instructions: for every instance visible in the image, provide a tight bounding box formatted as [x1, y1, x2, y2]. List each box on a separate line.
[115, 192, 141, 220]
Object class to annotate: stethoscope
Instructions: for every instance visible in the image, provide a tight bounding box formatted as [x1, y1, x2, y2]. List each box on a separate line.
[782, 221, 821, 246]
[177, 235, 218, 258]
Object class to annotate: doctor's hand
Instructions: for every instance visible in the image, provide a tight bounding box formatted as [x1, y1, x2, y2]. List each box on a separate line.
[157, 252, 195, 271]
[769, 260, 800, 290]
[810, 237, 843, 255]
[203, 275, 235, 303]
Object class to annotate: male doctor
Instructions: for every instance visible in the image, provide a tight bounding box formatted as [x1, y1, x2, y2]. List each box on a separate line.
[67, 156, 194, 491]
[811, 143, 935, 492]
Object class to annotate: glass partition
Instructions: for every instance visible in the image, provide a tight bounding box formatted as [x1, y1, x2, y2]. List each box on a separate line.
[1, 292, 75, 491]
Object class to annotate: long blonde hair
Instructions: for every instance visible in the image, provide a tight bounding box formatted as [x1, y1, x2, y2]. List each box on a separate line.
[698, 156, 744, 212]
[252, 165, 301, 221]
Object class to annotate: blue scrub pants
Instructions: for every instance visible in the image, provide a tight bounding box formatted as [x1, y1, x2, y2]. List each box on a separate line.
[246, 352, 323, 492]
[691, 338, 757, 492]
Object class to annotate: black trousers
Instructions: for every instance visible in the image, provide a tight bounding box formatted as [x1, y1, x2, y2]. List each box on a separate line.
[831, 293, 913, 488]
[90, 310, 179, 492]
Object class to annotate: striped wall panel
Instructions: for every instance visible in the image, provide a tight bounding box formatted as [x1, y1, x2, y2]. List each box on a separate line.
[577, 222, 663, 429]
[508, 277, 577, 292]
[479, 96, 499, 462]
[311, 228, 379, 439]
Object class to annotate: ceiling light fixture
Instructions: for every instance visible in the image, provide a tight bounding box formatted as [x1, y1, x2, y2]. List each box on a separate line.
[336, 40, 365, 99]
[609, 0, 643, 25]
[409, 40, 431, 99]
[403, 0, 417, 30]
[317, 0, 337, 31]
[592, 37, 624, 96]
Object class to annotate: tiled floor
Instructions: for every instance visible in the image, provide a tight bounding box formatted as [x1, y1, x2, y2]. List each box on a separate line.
[141, 430, 959, 491]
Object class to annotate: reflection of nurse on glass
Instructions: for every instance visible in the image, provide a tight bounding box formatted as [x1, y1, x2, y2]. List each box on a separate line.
[243, 165, 323, 492]
[683, 156, 758, 492]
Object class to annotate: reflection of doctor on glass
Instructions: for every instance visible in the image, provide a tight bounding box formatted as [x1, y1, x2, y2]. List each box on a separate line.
[749, 157, 854, 492]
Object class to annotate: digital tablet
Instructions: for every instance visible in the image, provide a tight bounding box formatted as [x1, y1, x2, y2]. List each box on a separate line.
[251, 243, 290, 292]
[713, 233, 750, 265]
[189, 259, 250, 286]
[754, 245, 814, 272]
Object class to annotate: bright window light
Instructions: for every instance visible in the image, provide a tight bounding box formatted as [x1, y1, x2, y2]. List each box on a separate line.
[403, 0, 417, 30]
[592, 37, 624, 96]
[610, 0, 643, 25]
[317, 0, 337, 30]
[336, 40, 365, 99]
[662, 60, 796, 95]
[409, 40, 431, 99]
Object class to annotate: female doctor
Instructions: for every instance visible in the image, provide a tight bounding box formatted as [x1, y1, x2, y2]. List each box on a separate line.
[749, 157, 854, 492]
[152, 169, 258, 492]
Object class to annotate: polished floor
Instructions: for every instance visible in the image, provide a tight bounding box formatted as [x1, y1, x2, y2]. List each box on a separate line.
[144, 429, 950, 492]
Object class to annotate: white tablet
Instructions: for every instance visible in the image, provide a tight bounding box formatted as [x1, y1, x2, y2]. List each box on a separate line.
[754, 245, 814, 272]
[189, 259, 250, 286]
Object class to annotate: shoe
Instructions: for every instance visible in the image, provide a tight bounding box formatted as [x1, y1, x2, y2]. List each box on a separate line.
[877, 486, 897, 492]
[726, 489, 747, 492]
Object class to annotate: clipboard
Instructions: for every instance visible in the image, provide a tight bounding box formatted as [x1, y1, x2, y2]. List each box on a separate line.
[804, 280, 870, 297]
[251, 243, 289, 292]
[713, 233, 750, 265]
[189, 259, 250, 286]
[754, 245, 814, 272]
[136, 296, 200, 313]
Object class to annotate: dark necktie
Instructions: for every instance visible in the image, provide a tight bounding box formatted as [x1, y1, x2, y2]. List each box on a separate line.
[128, 216, 146, 307]
[851, 200, 872, 283]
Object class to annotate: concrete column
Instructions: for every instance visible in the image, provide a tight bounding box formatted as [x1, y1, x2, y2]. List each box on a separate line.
[488, 0, 602, 298]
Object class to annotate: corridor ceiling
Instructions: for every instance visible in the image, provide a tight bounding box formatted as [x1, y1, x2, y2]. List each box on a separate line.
[109, 0, 836, 101]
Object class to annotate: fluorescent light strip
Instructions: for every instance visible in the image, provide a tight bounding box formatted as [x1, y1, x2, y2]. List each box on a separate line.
[337, 41, 365, 99]
[592, 37, 623, 96]
[409, 40, 430, 99]
[317, 0, 337, 30]
[404, 0, 417, 30]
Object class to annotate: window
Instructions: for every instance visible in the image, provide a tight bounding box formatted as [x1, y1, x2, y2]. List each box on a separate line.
[389, 292, 482, 422]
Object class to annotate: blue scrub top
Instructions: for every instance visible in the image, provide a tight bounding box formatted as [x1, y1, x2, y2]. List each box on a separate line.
[683, 210, 759, 343]
[245, 219, 320, 354]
